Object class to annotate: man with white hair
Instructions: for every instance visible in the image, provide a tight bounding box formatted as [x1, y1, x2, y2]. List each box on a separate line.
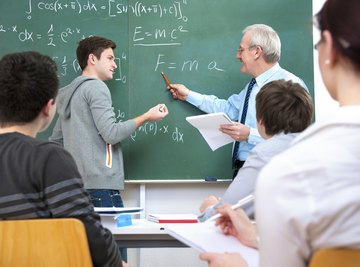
[170, 24, 308, 180]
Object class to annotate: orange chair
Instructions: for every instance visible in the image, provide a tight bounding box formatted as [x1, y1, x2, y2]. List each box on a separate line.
[0, 218, 93, 267]
[309, 248, 360, 267]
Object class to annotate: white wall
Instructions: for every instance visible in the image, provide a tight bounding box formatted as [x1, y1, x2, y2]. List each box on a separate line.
[122, 181, 229, 267]
[122, 1, 339, 266]
[313, 0, 338, 122]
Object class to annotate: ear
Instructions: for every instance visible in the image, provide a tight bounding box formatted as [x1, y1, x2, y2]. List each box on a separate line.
[322, 30, 337, 65]
[88, 53, 97, 65]
[254, 45, 263, 60]
[41, 99, 55, 117]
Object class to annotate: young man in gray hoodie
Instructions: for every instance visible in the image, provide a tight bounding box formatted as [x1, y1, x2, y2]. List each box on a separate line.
[50, 36, 168, 209]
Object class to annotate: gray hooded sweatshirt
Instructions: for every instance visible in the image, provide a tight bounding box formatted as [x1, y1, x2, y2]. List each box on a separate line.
[49, 76, 137, 190]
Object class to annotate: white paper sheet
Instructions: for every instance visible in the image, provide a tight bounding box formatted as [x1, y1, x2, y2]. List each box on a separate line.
[166, 222, 259, 267]
[186, 112, 235, 151]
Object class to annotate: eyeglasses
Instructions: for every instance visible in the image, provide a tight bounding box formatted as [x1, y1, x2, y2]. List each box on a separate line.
[237, 45, 259, 54]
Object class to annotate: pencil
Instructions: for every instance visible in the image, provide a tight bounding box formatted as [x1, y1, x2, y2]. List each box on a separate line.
[161, 72, 171, 87]
[204, 194, 254, 222]
[161, 72, 175, 93]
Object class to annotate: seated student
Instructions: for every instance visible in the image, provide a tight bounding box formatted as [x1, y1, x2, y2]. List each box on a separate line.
[200, 203, 259, 267]
[0, 51, 128, 267]
[201, 0, 360, 266]
[198, 79, 313, 221]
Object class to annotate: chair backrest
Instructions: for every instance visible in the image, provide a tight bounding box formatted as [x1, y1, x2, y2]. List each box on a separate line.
[0, 218, 93, 267]
[309, 248, 360, 267]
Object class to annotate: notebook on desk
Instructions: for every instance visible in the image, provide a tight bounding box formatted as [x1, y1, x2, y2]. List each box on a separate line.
[166, 221, 259, 267]
[94, 207, 143, 215]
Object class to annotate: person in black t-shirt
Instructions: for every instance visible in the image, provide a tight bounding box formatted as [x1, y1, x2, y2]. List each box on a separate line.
[0, 51, 128, 267]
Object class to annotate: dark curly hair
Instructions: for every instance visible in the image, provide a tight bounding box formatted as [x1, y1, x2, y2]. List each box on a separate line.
[0, 51, 58, 127]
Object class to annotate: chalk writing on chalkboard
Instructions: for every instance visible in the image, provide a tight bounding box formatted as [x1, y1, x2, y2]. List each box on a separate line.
[115, 108, 185, 143]
[0, 0, 313, 180]
[25, 0, 189, 20]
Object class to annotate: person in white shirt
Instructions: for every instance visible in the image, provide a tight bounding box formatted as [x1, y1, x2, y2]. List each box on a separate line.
[198, 79, 313, 222]
[200, 0, 360, 266]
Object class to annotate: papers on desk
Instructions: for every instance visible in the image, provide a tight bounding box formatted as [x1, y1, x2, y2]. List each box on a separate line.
[148, 213, 198, 223]
[166, 222, 259, 267]
[186, 112, 235, 151]
[94, 207, 143, 216]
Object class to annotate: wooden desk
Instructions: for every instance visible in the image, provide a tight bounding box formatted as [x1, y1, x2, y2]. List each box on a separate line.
[101, 217, 187, 248]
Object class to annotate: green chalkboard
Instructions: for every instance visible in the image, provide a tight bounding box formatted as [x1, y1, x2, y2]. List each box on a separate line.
[0, 0, 313, 180]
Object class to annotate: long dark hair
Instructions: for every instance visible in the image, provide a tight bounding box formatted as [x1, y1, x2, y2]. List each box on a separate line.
[315, 0, 360, 70]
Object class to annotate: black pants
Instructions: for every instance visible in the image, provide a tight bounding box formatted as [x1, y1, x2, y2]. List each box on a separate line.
[232, 160, 245, 179]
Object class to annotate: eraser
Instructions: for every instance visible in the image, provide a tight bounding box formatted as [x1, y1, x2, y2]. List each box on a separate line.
[205, 176, 217, 181]
[115, 214, 132, 227]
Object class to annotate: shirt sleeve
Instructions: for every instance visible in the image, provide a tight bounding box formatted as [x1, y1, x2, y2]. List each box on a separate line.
[84, 80, 137, 145]
[186, 90, 242, 121]
[221, 147, 266, 215]
[248, 127, 262, 146]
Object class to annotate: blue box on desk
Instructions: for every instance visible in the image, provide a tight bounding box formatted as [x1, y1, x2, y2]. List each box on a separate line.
[115, 214, 133, 227]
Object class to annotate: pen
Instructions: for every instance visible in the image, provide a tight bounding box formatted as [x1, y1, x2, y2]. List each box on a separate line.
[204, 194, 254, 222]
[161, 72, 175, 94]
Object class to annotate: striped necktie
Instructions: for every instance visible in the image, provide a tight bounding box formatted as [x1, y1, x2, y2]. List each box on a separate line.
[232, 78, 256, 167]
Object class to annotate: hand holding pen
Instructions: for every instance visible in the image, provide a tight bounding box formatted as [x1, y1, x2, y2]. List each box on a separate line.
[161, 72, 189, 101]
[213, 202, 259, 249]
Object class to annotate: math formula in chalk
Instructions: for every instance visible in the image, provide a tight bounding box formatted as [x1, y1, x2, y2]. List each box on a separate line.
[26, 0, 188, 21]
[116, 109, 185, 143]
[131, 122, 185, 144]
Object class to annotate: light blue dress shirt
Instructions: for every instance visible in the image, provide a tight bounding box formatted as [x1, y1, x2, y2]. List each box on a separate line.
[186, 63, 308, 161]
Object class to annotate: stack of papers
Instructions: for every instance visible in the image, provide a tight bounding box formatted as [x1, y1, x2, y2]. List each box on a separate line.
[94, 207, 143, 216]
[166, 222, 259, 267]
[186, 112, 235, 151]
[148, 213, 198, 223]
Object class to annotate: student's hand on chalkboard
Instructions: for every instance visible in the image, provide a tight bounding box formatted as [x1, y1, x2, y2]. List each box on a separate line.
[133, 104, 168, 127]
[168, 84, 190, 101]
[147, 104, 169, 121]
[219, 123, 250, 142]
